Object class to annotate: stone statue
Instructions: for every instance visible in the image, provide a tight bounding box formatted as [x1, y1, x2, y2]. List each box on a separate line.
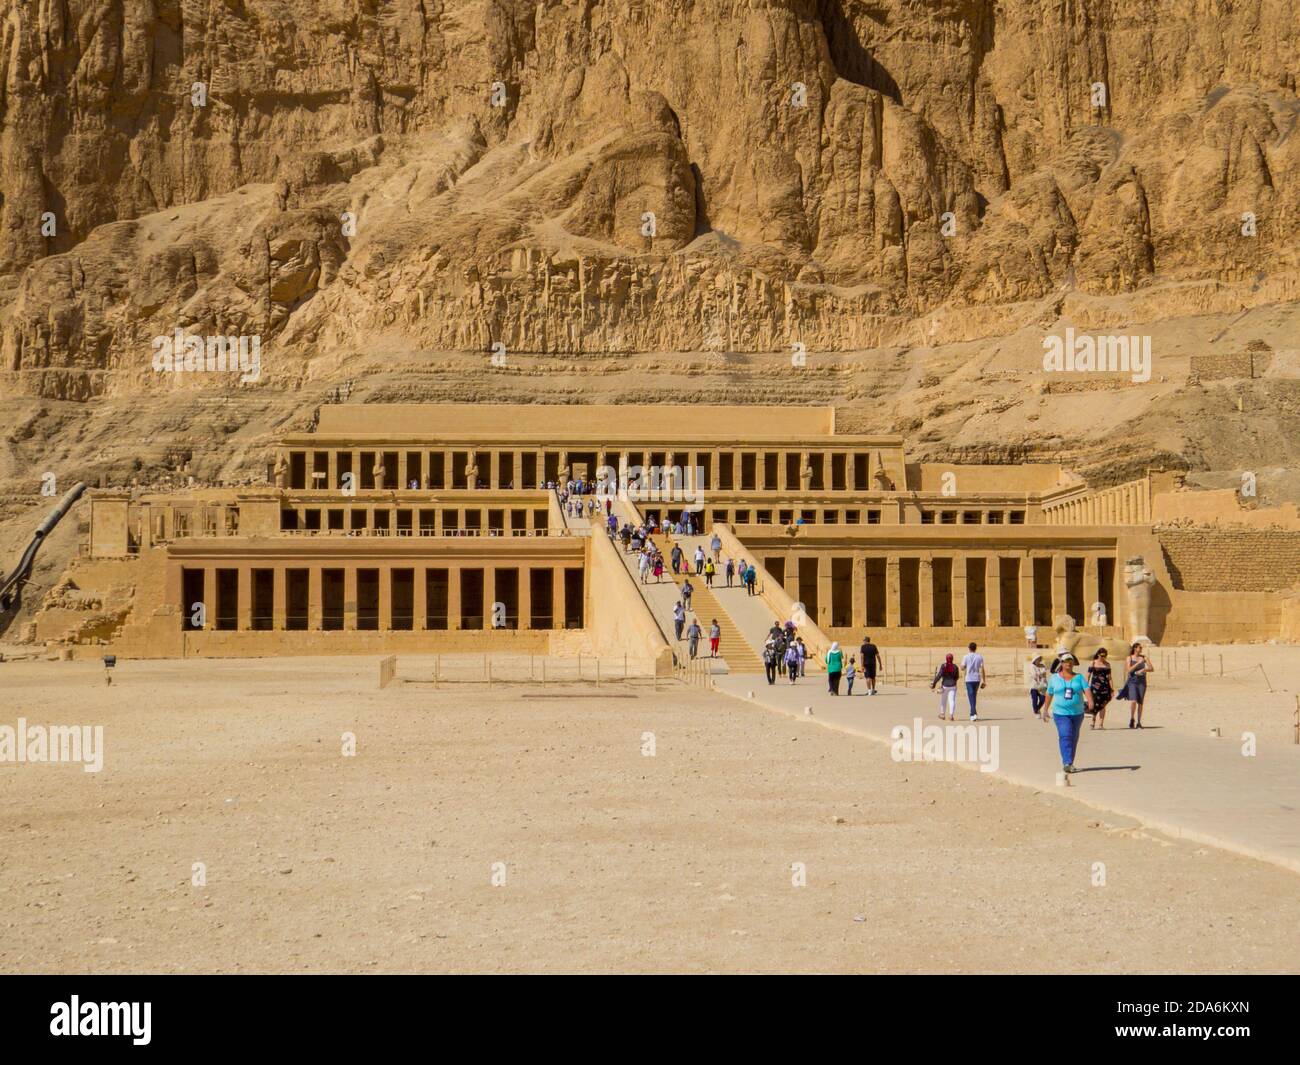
[1123, 556, 1156, 643]
[799, 458, 813, 491]
[273, 454, 288, 489]
[873, 452, 894, 490]
[464, 459, 479, 490]
[372, 457, 385, 488]
[1052, 613, 1126, 664]
[558, 463, 571, 485]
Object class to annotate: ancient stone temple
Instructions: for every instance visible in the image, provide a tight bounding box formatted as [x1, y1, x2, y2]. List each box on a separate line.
[39, 404, 1300, 665]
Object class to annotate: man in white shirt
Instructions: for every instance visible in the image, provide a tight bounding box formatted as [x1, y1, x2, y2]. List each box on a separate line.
[960, 641, 986, 721]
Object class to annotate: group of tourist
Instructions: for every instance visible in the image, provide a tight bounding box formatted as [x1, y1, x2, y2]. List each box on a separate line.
[1027, 641, 1155, 775]
[929, 642, 987, 721]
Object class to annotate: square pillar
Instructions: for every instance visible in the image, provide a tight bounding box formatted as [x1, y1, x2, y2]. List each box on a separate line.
[1084, 555, 1099, 624]
[308, 567, 323, 630]
[1051, 554, 1067, 619]
[952, 555, 968, 628]
[237, 565, 252, 630]
[816, 564, 832, 630]
[1019, 555, 1035, 629]
[885, 556, 901, 628]
[328, 451, 339, 493]
[918, 556, 934, 628]
[202, 568, 216, 630]
[484, 567, 498, 630]
[272, 568, 287, 629]
[851, 556, 867, 629]
[448, 565, 462, 630]
[379, 564, 393, 630]
[519, 567, 532, 630]
[553, 565, 567, 630]
[413, 567, 427, 630]
[397, 452, 408, 490]
[344, 568, 358, 631]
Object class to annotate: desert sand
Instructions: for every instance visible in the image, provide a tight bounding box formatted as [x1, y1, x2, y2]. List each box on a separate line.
[2, 651, 1298, 974]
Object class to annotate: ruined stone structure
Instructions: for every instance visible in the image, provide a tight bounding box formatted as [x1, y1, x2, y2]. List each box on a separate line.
[37, 405, 1300, 662]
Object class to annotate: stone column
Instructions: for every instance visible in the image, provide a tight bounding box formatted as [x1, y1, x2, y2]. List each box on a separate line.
[1019, 555, 1035, 628]
[885, 556, 901, 629]
[953, 555, 968, 629]
[202, 568, 216, 630]
[851, 556, 867, 629]
[1084, 555, 1099, 624]
[1051, 554, 1067, 619]
[553, 566, 567, 631]
[816, 561, 832, 630]
[447, 566, 462, 630]
[328, 452, 338, 493]
[344, 568, 358, 631]
[984, 557, 999, 628]
[309, 567, 323, 630]
[413, 567, 427, 630]
[710, 449, 721, 491]
[272, 568, 287, 630]
[378, 564, 393, 630]
[237, 566, 252, 630]
[519, 567, 532, 630]
[484, 567, 497, 630]
[919, 556, 934, 628]
[397, 452, 408, 490]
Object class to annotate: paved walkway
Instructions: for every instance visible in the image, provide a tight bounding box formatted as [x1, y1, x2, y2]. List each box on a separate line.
[714, 673, 1300, 875]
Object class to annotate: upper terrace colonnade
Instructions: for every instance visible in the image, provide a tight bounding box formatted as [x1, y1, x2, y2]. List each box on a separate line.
[275, 405, 1069, 523]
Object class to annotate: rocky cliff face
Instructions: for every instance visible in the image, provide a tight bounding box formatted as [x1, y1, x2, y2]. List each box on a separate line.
[2, 0, 1297, 384]
[0, 0, 1297, 507]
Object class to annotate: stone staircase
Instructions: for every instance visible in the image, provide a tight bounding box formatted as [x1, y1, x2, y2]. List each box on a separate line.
[651, 533, 766, 673]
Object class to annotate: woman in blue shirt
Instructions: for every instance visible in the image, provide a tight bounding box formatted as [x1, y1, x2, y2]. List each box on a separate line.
[1044, 652, 1093, 774]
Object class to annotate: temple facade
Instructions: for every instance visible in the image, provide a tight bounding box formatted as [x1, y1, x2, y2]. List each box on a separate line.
[40, 404, 1300, 662]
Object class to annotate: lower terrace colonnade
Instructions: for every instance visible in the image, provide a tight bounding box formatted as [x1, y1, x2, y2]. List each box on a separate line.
[757, 549, 1118, 632]
[173, 562, 586, 632]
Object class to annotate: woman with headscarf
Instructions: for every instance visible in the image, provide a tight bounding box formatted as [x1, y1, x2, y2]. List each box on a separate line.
[826, 642, 844, 694]
[931, 653, 960, 721]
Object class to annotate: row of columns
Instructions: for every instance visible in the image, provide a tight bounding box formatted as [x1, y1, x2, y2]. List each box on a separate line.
[293, 447, 886, 493]
[1047, 482, 1150, 525]
[184, 563, 579, 631]
[789, 553, 1112, 630]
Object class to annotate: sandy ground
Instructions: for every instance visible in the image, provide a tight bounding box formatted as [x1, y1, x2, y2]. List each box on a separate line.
[2, 653, 1298, 974]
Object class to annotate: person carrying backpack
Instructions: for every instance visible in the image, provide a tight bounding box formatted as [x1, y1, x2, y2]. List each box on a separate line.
[931, 654, 960, 721]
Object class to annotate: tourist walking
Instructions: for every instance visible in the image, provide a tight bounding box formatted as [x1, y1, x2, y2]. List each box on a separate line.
[725, 558, 735, 587]
[844, 655, 857, 695]
[744, 564, 757, 596]
[672, 601, 685, 641]
[1087, 647, 1114, 729]
[796, 637, 807, 677]
[859, 635, 882, 695]
[1044, 651, 1092, 774]
[931, 654, 959, 721]
[1025, 653, 1048, 716]
[763, 638, 778, 685]
[1116, 642, 1154, 728]
[653, 552, 665, 583]
[703, 557, 715, 587]
[709, 619, 721, 658]
[784, 641, 800, 684]
[960, 641, 985, 721]
[826, 642, 844, 695]
[671, 543, 683, 574]
[694, 545, 705, 574]
[1024, 624, 1038, 649]
[680, 578, 694, 614]
[710, 532, 722, 564]
[686, 619, 702, 659]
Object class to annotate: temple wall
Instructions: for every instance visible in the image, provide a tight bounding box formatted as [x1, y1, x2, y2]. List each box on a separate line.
[1153, 490, 1300, 529]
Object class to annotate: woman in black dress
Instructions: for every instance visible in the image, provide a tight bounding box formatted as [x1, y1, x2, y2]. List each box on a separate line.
[1086, 648, 1114, 729]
